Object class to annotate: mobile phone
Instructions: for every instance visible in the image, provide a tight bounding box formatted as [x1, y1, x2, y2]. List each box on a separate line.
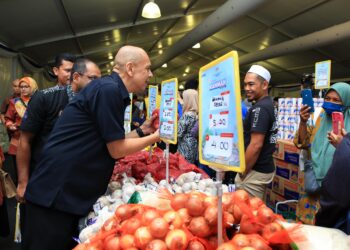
[332, 112, 344, 135]
[301, 89, 314, 113]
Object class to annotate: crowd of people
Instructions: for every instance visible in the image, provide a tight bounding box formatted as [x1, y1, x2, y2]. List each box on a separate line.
[0, 45, 349, 250]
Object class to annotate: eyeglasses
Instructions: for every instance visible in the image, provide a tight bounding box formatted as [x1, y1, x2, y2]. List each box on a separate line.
[78, 73, 98, 81]
[20, 85, 30, 89]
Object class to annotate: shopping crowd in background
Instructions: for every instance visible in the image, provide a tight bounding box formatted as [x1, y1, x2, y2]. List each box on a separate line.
[0, 46, 349, 249]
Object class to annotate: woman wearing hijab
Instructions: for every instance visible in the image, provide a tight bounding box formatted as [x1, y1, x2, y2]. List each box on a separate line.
[295, 82, 350, 187]
[177, 89, 198, 163]
[5, 77, 38, 165]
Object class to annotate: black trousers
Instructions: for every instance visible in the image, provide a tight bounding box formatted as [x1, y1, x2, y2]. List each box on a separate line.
[22, 202, 79, 250]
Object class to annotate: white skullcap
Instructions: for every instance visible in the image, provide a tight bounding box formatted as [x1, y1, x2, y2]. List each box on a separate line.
[247, 65, 271, 83]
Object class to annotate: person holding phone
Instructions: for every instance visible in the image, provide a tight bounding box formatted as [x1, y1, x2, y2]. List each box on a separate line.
[294, 82, 350, 187]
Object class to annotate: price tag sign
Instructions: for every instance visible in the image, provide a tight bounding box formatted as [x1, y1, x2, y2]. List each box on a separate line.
[148, 85, 158, 118]
[198, 51, 245, 172]
[315, 60, 331, 89]
[160, 78, 178, 144]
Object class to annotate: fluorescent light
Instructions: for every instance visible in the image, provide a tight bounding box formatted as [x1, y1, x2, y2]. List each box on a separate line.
[162, 63, 167, 68]
[192, 43, 201, 49]
[142, 0, 161, 19]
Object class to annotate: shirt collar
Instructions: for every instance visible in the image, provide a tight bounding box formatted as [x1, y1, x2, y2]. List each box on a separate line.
[111, 71, 130, 104]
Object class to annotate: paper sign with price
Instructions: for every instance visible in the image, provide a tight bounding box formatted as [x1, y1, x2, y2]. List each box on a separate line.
[209, 112, 229, 129]
[160, 78, 178, 144]
[148, 85, 158, 118]
[198, 51, 245, 172]
[204, 135, 233, 158]
[160, 121, 174, 135]
[315, 60, 331, 89]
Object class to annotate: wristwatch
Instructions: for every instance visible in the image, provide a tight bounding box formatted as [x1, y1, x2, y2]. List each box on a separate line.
[136, 127, 146, 137]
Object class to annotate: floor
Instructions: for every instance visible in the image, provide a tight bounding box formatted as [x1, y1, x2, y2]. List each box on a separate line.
[0, 155, 21, 250]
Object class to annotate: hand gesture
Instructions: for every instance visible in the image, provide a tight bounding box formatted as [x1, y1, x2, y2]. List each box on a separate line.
[328, 121, 347, 148]
[300, 105, 311, 123]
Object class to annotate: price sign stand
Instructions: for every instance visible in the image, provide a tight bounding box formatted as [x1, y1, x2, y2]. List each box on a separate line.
[215, 169, 225, 246]
[198, 51, 245, 245]
[159, 78, 178, 186]
[165, 143, 170, 186]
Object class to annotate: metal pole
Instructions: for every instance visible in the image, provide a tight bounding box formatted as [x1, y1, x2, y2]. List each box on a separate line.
[216, 169, 225, 246]
[165, 143, 170, 186]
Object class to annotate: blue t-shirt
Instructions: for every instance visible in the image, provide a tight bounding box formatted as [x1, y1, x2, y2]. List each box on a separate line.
[25, 72, 130, 215]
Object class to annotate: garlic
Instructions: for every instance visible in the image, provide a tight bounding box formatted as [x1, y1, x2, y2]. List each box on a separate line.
[182, 182, 192, 193]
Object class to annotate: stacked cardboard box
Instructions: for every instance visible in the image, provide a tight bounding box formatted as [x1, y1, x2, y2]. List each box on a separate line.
[268, 139, 320, 224]
[265, 140, 304, 221]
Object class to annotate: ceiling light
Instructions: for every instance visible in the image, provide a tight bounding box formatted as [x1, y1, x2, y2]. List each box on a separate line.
[158, 50, 163, 55]
[192, 43, 201, 49]
[183, 73, 187, 77]
[142, 0, 161, 19]
[185, 67, 190, 73]
[179, 85, 184, 90]
[162, 63, 167, 68]
[110, 61, 114, 65]
[108, 55, 113, 60]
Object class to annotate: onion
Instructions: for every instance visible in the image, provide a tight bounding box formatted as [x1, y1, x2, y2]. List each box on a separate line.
[250, 238, 270, 250]
[249, 197, 264, 210]
[177, 208, 191, 225]
[187, 240, 206, 250]
[240, 215, 262, 234]
[86, 240, 103, 250]
[203, 196, 217, 208]
[102, 217, 118, 231]
[216, 242, 238, 250]
[121, 217, 142, 235]
[165, 229, 189, 250]
[186, 196, 205, 217]
[115, 205, 133, 222]
[222, 193, 233, 209]
[257, 206, 275, 225]
[163, 210, 183, 229]
[170, 193, 189, 210]
[188, 216, 211, 238]
[232, 234, 250, 248]
[233, 204, 243, 223]
[73, 244, 87, 250]
[149, 217, 169, 238]
[119, 234, 135, 249]
[262, 222, 283, 241]
[233, 190, 249, 204]
[204, 205, 218, 226]
[208, 236, 218, 249]
[146, 239, 167, 250]
[134, 226, 153, 249]
[142, 209, 160, 225]
[104, 236, 120, 250]
[224, 211, 234, 228]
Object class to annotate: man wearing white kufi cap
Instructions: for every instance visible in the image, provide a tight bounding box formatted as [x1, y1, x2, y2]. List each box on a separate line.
[235, 65, 277, 199]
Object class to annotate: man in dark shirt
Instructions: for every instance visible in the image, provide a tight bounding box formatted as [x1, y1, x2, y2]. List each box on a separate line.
[16, 57, 101, 204]
[22, 46, 159, 250]
[235, 65, 277, 199]
[16, 53, 76, 203]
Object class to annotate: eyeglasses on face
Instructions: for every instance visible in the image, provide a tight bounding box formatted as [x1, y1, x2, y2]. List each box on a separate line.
[20, 85, 30, 89]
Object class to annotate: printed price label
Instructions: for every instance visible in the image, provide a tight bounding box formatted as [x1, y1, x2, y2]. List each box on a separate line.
[209, 93, 230, 110]
[160, 121, 174, 135]
[209, 112, 229, 129]
[204, 135, 233, 158]
[164, 99, 174, 108]
[162, 109, 173, 120]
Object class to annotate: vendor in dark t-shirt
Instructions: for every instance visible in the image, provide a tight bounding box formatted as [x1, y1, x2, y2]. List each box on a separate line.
[235, 65, 277, 199]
